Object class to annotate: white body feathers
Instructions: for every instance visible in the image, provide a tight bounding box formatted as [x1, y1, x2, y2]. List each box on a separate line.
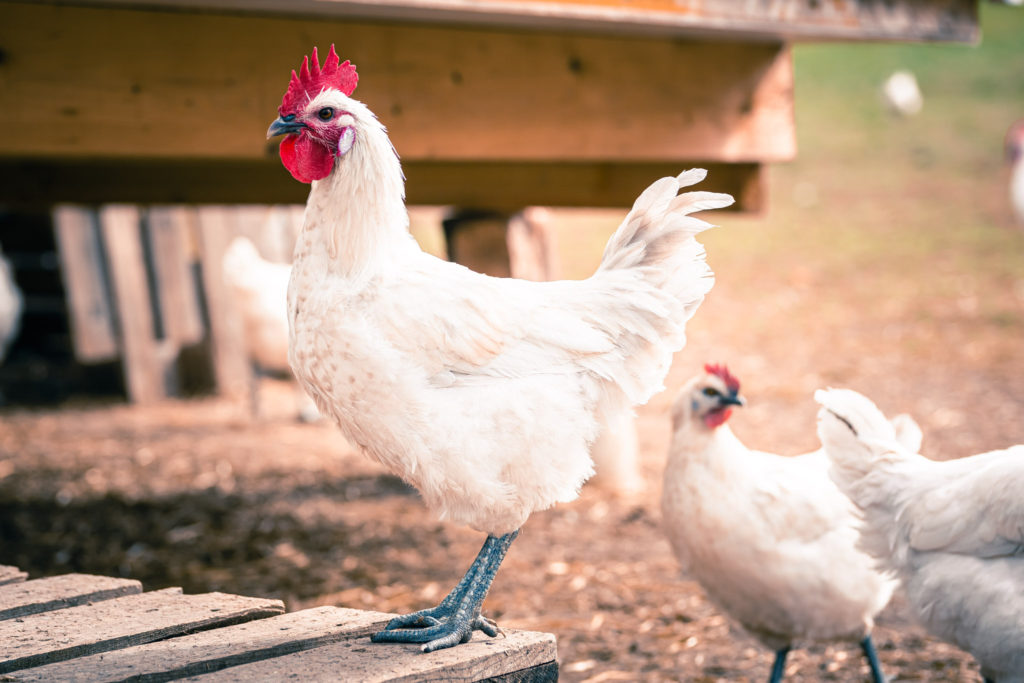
[662, 380, 899, 651]
[0, 245, 22, 363]
[817, 388, 1024, 682]
[287, 97, 731, 535]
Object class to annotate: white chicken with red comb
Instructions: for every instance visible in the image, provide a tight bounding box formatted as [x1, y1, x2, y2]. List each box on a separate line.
[266, 46, 733, 652]
[662, 365, 922, 682]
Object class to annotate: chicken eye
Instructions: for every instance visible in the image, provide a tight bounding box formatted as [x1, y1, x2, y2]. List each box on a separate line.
[702, 387, 720, 397]
[317, 107, 335, 121]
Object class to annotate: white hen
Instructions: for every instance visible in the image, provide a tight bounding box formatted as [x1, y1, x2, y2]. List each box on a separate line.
[1006, 119, 1024, 226]
[0, 243, 22, 364]
[222, 236, 319, 421]
[266, 46, 733, 651]
[662, 366, 912, 682]
[817, 388, 1024, 683]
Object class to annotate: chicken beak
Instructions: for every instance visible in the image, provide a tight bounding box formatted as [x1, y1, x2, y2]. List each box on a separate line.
[721, 394, 746, 408]
[267, 115, 305, 139]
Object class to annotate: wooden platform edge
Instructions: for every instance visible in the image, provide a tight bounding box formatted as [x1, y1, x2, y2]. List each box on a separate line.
[0, 574, 142, 621]
[0, 568, 27, 588]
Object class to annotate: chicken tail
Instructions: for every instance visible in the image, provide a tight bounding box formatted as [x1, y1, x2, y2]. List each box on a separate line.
[587, 170, 732, 405]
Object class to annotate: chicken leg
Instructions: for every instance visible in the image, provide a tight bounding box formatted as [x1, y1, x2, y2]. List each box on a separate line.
[767, 637, 885, 683]
[371, 529, 519, 652]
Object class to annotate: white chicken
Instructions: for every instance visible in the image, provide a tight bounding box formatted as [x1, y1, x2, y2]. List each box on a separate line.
[0, 242, 23, 365]
[265, 46, 733, 651]
[881, 70, 923, 117]
[817, 388, 1024, 683]
[662, 366, 916, 682]
[222, 236, 319, 421]
[1006, 119, 1024, 226]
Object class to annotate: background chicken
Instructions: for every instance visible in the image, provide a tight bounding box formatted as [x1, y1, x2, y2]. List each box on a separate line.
[662, 365, 921, 682]
[221, 236, 319, 422]
[0, 242, 23, 366]
[817, 388, 1024, 683]
[1006, 119, 1024, 225]
[266, 46, 733, 651]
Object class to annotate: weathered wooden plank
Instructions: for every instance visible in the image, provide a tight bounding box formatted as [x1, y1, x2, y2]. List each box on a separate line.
[146, 207, 204, 348]
[0, 588, 285, 674]
[182, 628, 558, 682]
[52, 206, 119, 363]
[99, 205, 167, 403]
[0, 3, 794, 165]
[6, 606, 390, 683]
[0, 574, 142, 621]
[0, 160, 764, 211]
[77, 0, 979, 43]
[195, 208, 252, 400]
[0, 567, 27, 587]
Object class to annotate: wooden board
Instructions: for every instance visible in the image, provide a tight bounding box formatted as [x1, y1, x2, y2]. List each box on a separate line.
[0, 588, 285, 674]
[0, 567, 27, 587]
[0, 3, 794, 165]
[5, 606, 390, 683]
[99, 205, 166, 403]
[195, 208, 253, 400]
[52, 206, 119, 363]
[181, 628, 558, 682]
[77, 0, 978, 43]
[146, 207, 204, 348]
[0, 574, 142, 621]
[0, 159, 764, 211]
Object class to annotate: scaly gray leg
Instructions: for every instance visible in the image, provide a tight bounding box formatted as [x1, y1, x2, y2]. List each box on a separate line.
[768, 646, 790, 683]
[860, 635, 887, 683]
[371, 529, 520, 652]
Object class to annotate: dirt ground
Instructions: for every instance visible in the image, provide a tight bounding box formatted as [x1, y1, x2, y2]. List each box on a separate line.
[1, 283, 1020, 683]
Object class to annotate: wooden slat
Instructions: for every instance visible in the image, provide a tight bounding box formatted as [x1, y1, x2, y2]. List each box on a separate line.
[0, 588, 285, 674]
[182, 628, 558, 683]
[0, 574, 142, 621]
[76, 0, 979, 43]
[146, 207, 204, 348]
[99, 205, 167, 403]
[0, 3, 795, 165]
[52, 206, 119, 363]
[0, 160, 764, 211]
[195, 208, 252, 400]
[6, 606, 390, 683]
[0, 567, 27, 587]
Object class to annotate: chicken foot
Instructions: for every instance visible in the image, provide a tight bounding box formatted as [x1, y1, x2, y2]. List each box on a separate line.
[371, 529, 519, 652]
[767, 636, 885, 683]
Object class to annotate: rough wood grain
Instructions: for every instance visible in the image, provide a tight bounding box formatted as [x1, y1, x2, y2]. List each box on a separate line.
[5, 606, 391, 683]
[181, 628, 557, 682]
[0, 160, 763, 211]
[0, 567, 27, 587]
[0, 588, 284, 674]
[0, 574, 142, 621]
[52, 206, 119, 363]
[0, 3, 794, 165]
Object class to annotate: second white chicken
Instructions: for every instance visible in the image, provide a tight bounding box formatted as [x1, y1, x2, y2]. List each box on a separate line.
[662, 365, 909, 682]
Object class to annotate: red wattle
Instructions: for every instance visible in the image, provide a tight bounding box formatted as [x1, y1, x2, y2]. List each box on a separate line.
[279, 134, 335, 183]
[703, 408, 732, 429]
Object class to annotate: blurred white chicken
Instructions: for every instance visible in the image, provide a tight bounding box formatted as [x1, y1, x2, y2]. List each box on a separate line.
[1006, 119, 1024, 226]
[265, 46, 732, 651]
[662, 366, 920, 682]
[881, 70, 923, 117]
[222, 236, 319, 421]
[0, 242, 23, 365]
[817, 388, 1024, 683]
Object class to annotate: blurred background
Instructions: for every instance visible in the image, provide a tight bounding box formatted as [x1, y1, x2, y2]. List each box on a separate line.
[1, 1, 1022, 680]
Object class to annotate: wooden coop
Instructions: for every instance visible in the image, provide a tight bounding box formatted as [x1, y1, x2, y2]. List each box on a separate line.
[0, 0, 979, 406]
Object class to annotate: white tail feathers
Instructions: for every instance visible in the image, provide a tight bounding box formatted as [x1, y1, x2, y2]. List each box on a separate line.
[584, 171, 732, 406]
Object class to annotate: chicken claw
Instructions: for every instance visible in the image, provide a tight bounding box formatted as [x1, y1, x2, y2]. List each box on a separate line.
[372, 530, 519, 652]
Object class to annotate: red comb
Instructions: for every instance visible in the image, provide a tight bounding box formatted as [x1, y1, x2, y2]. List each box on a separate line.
[704, 363, 740, 392]
[279, 45, 358, 115]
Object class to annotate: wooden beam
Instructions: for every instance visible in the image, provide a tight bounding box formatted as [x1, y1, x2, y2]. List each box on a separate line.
[0, 160, 764, 210]
[0, 2, 795, 165]
[52, 206, 119, 363]
[39, 0, 980, 43]
[0, 574, 142, 621]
